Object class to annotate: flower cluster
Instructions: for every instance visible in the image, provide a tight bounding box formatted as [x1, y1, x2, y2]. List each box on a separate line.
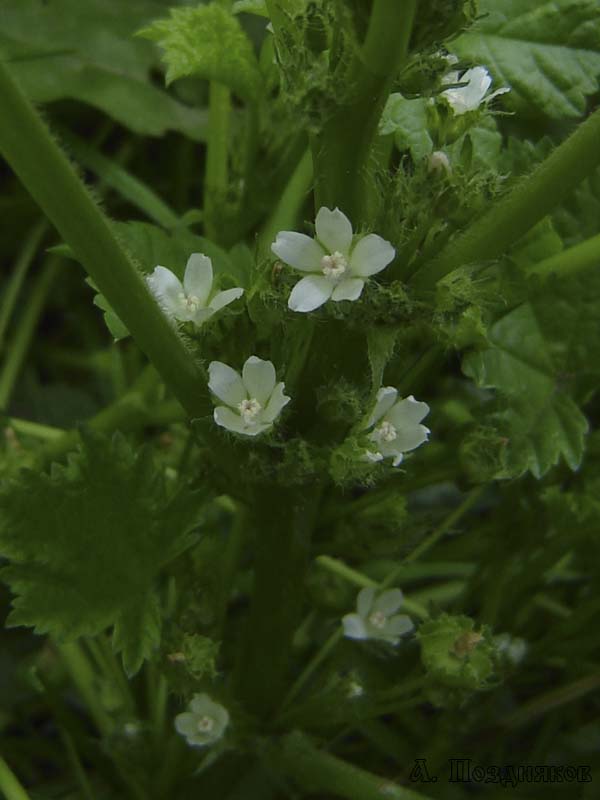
[271, 206, 395, 312]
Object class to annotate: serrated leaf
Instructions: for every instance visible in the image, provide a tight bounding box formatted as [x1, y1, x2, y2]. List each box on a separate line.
[452, 0, 600, 120]
[138, 3, 262, 101]
[380, 94, 433, 161]
[0, 0, 208, 139]
[113, 592, 162, 677]
[463, 303, 589, 478]
[0, 432, 202, 672]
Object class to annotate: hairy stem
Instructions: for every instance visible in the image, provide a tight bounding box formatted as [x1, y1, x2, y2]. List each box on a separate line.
[258, 148, 313, 255]
[412, 107, 600, 288]
[0, 58, 208, 417]
[312, 0, 417, 219]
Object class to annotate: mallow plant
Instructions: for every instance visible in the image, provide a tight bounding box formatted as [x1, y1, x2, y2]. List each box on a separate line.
[0, 0, 599, 797]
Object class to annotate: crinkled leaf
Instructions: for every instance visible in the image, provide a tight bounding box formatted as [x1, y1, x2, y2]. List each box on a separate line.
[0, 432, 202, 672]
[138, 3, 262, 101]
[380, 95, 433, 161]
[463, 303, 589, 478]
[452, 0, 600, 120]
[0, 0, 208, 139]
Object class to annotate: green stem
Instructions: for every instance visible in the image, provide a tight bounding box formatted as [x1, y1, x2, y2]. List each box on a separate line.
[215, 505, 246, 635]
[0, 58, 207, 417]
[412, 107, 600, 288]
[0, 220, 47, 351]
[0, 257, 59, 409]
[4, 418, 64, 441]
[527, 231, 600, 280]
[205, 81, 231, 242]
[258, 148, 313, 255]
[275, 731, 432, 800]
[311, 0, 417, 218]
[0, 758, 31, 800]
[236, 485, 322, 717]
[56, 642, 114, 737]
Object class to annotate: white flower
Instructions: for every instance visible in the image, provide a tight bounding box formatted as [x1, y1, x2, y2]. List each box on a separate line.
[147, 253, 243, 325]
[208, 356, 290, 436]
[428, 150, 451, 173]
[174, 693, 229, 748]
[441, 66, 509, 115]
[342, 587, 413, 645]
[271, 207, 395, 313]
[365, 388, 430, 466]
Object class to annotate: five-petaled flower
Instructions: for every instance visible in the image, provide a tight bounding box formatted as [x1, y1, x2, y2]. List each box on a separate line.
[271, 207, 395, 313]
[441, 65, 509, 116]
[147, 253, 243, 325]
[208, 356, 290, 436]
[343, 587, 413, 645]
[365, 388, 430, 466]
[174, 693, 229, 748]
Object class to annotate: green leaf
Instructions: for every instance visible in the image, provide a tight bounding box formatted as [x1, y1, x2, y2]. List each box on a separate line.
[379, 94, 433, 161]
[463, 302, 589, 478]
[112, 592, 162, 677]
[138, 3, 262, 101]
[0, 432, 202, 673]
[452, 0, 600, 120]
[233, 0, 269, 17]
[0, 0, 208, 139]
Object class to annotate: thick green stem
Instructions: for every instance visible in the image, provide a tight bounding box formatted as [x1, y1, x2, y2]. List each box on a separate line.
[0, 759, 31, 800]
[0, 58, 207, 418]
[236, 485, 322, 717]
[274, 731, 432, 800]
[412, 107, 600, 288]
[204, 81, 231, 241]
[527, 231, 600, 280]
[311, 0, 417, 219]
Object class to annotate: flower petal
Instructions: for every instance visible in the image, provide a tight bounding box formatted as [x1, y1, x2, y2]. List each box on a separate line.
[363, 450, 384, 463]
[288, 275, 334, 312]
[342, 613, 369, 640]
[189, 693, 212, 714]
[373, 439, 405, 465]
[214, 407, 271, 437]
[191, 307, 215, 326]
[350, 234, 395, 277]
[387, 396, 430, 427]
[384, 614, 414, 637]
[174, 712, 198, 738]
[357, 586, 375, 618]
[373, 589, 404, 616]
[183, 253, 213, 304]
[209, 287, 244, 312]
[147, 266, 184, 317]
[208, 362, 246, 407]
[315, 207, 353, 255]
[331, 277, 364, 302]
[368, 387, 398, 427]
[391, 425, 430, 454]
[242, 356, 277, 405]
[271, 231, 324, 271]
[262, 382, 290, 423]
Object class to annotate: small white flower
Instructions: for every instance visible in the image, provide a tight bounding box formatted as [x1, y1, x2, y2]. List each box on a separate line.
[494, 633, 528, 666]
[208, 356, 290, 436]
[174, 693, 229, 748]
[365, 388, 430, 467]
[271, 207, 395, 313]
[441, 66, 509, 116]
[147, 253, 243, 325]
[428, 150, 451, 173]
[342, 587, 413, 646]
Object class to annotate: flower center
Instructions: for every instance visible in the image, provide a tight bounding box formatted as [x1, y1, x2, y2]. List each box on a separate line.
[374, 421, 397, 443]
[196, 715, 215, 734]
[178, 292, 201, 313]
[369, 610, 387, 629]
[321, 251, 348, 279]
[238, 397, 262, 424]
